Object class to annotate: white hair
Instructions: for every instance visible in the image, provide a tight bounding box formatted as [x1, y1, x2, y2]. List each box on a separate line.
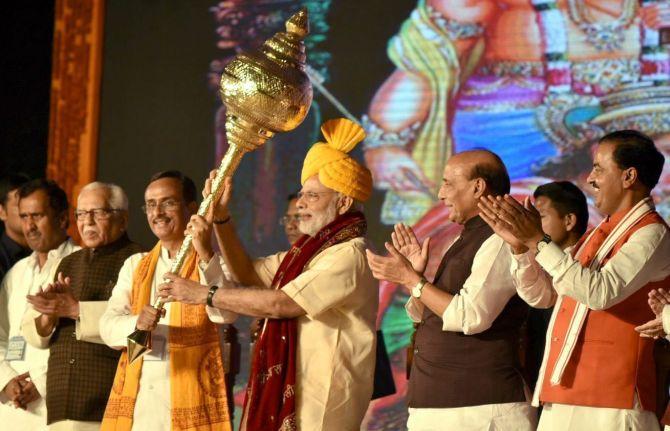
[78, 181, 129, 210]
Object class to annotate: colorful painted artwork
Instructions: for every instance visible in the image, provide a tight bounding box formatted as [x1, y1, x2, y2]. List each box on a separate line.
[208, 1, 670, 429]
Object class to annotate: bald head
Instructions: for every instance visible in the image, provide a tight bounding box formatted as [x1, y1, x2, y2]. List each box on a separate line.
[450, 150, 510, 196]
[438, 150, 509, 225]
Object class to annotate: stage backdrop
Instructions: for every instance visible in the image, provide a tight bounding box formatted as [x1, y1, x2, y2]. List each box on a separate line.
[94, 1, 670, 429]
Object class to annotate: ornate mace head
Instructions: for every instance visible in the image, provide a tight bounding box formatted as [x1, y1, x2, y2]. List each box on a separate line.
[219, 8, 313, 152]
[126, 9, 313, 364]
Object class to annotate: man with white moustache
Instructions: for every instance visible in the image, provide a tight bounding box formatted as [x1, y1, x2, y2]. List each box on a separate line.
[159, 118, 378, 430]
[22, 182, 142, 430]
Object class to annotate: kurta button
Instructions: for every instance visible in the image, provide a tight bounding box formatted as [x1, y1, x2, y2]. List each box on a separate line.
[71, 331, 76, 338]
[552, 337, 559, 342]
[414, 348, 419, 354]
[69, 358, 75, 365]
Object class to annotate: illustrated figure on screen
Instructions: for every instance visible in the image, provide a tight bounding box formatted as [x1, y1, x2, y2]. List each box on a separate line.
[363, 0, 670, 425]
[363, 0, 670, 226]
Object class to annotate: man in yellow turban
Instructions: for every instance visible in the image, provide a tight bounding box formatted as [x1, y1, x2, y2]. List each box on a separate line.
[158, 118, 378, 431]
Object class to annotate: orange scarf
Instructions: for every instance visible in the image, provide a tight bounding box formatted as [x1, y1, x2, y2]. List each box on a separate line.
[102, 242, 231, 431]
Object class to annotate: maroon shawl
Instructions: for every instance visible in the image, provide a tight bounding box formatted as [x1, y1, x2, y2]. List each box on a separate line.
[242, 211, 367, 431]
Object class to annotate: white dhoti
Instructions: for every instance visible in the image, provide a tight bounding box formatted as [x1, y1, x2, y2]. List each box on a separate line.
[538, 402, 659, 431]
[407, 402, 537, 431]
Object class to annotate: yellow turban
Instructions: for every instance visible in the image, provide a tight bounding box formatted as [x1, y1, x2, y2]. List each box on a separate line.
[301, 118, 373, 202]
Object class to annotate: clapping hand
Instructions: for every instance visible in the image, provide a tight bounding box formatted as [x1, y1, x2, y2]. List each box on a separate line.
[390, 223, 431, 274]
[635, 289, 670, 339]
[366, 223, 426, 290]
[478, 195, 543, 252]
[26, 272, 80, 319]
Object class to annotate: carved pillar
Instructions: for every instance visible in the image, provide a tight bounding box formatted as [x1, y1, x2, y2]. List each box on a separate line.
[47, 0, 105, 237]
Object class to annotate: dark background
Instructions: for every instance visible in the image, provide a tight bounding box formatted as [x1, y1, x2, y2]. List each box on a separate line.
[1, 2, 55, 179]
[2, 1, 415, 250]
[96, 0, 415, 250]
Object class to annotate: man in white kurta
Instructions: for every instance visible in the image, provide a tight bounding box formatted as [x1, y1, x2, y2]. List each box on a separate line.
[99, 171, 233, 431]
[159, 118, 379, 430]
[168, 218, 378, 430]
[0, 180, 79, 430]
[248, 237, 377, 427]
[367, 150, 534, 430]
[480, 131, 669, 431]
[21, 182, 142, 431]
[99, 248, 231, 431]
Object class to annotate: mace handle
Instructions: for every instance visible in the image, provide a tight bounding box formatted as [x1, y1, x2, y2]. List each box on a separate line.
[154, 143, 247, 310]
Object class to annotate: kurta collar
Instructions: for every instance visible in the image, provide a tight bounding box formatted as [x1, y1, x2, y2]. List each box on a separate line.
[27, 237, 77, 267]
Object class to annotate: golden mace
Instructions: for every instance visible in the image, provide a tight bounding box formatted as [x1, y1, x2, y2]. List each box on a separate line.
[127, 8, 313, 362]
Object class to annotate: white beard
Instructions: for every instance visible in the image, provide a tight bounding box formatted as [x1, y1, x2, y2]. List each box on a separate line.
[299, 199, 338, 237]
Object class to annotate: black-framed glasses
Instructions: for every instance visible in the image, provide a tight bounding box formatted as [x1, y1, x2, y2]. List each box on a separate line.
[279, 214, 302, 226]
[296, 191, 336, 203]
[141, 199, 182, 214]
[74, 208, 122, 221]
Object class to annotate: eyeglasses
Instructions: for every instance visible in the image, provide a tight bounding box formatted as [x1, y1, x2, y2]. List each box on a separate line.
[74, 208, 122, 221]
[279, 214, 302, 226]
[141, 199, 181, 214]
[296, 191, 336, 203]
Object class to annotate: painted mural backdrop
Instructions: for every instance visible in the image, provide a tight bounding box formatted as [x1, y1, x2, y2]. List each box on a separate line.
[207, 1, 670, 429]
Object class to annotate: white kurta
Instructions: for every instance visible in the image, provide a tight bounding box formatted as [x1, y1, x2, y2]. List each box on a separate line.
[404, 234, 536, 430]
[20, 245, 131, 431]
[255, 237, 377, 431]
[510, 217, 670, 431]
[99, 247, 232, 431]
[202, 237, 378, 431]
[0, 239, 79, 431]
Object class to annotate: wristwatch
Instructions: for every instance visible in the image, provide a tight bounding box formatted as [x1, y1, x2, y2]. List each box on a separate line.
[412, 277, 428, 299]
[536, 234, 552, 254]
[206, 285, 219, 307]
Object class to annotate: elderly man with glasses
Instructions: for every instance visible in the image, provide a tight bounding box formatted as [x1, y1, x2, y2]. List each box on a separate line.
[98, 170, 233, 431]
[158, 118, 378, 431]
[21, 181, 142, 431]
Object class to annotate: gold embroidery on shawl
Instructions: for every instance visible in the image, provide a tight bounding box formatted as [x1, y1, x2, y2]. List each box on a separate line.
[278, 413, 297, 431]
[259, 363, 284, 384]
[282, 384, 295, 404]
[198, 346, 227, 399]
[172, 401, 231, 429]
